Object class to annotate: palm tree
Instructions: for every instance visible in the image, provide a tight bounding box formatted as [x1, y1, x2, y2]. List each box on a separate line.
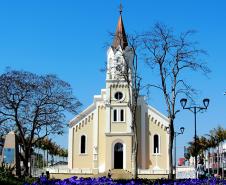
[187, 127, 226, 176]
[205, 135, 217, 174]
[33, 138, 68, 168]
[48, 141, 57, 165]
[187, 136, 207, 158]
[199, 136, 209, 163]
[209, 126, 226, 175]
[34, 139, 44, 168]
[64, 149, 68, 162]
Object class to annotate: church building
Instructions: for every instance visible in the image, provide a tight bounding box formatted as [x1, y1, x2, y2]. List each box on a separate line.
[68, 10, 170, 178]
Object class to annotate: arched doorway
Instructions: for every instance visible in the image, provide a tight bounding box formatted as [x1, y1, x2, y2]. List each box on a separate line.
[114, 143, 123, 169]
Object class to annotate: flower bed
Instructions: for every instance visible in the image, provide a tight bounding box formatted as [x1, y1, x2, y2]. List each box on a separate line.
[24, 176, 226, 185]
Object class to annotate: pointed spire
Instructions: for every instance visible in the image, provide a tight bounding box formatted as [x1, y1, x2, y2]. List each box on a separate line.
[112, 3, 128, 50]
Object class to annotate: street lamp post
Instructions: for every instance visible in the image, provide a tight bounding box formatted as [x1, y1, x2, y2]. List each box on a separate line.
[180, 98, 210, 178]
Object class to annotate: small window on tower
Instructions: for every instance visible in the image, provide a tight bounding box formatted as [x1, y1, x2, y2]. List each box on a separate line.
[113, 109, 117, 122]
[120, 109, 124, 121]
[114, 92, 123, 101]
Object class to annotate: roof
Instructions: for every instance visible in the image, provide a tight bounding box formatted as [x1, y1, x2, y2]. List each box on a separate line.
[69, 103, 95, 127]
[69, 89, 106, 127]
[70, 92, 169, 129]
[148, 105, 169, 127]
[112, 15, 128, 50]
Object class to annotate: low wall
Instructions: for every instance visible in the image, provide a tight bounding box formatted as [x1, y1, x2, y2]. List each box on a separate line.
[50, 173, 169, 180]
[138, 174, 169, 179]
[138, 169, 169, 179]
[49, 168, 169, 180]
[176, 166, 195, 179]
[50, 173, 93, 180]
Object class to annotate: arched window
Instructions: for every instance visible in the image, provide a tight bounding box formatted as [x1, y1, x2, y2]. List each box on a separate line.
[114, 142, 123, 152]
[120, 109, 124, 121]
[80, 135, 86, 154]
[114, 142, 123, 169]
[153, 134, 159, 154]
[113, 109, 117, 122]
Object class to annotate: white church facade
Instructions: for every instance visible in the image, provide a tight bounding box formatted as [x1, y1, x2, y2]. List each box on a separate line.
[68, 12, 170, 178]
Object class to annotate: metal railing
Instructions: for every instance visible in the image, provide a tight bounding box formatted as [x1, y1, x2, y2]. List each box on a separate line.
[138, 169, 169, 174]
[46, 167, 93, 174]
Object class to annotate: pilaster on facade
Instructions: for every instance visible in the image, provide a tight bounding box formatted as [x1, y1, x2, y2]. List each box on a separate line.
[105, 105, 111, 133]
[166, 128, 170, 171]
[140, 97, 147, 169]
[68, 128, 73, 169]
[105, 86, 111, 133]
[92, 104, 99, 171]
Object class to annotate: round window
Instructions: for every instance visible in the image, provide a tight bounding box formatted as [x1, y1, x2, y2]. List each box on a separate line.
[114, 92, 123, 101]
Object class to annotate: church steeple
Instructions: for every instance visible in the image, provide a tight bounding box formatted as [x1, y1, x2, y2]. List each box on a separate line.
[107, 3, 133, 81]
[112, 3, 128, 50]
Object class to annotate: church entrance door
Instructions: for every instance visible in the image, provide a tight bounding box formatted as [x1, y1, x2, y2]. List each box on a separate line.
[114, 143, 123, 169]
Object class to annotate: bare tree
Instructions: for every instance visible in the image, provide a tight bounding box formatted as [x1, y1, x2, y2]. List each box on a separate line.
[0, 121, 11, 143]
[0, 70, 81, 176]
[142, 23, 210, 179]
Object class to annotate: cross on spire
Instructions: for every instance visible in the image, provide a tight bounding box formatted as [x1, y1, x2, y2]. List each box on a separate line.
[119, 2, 123, 15]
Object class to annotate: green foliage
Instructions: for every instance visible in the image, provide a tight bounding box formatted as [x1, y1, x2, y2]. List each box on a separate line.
[35, 137, 68, 157]
[0, 166, 22, 185]
[187, 126, 226, 158]
[0, 166, 36, 185]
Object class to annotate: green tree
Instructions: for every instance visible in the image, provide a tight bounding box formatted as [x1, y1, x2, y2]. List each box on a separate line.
[209, 126, 226, 175]
[205, 135, 217, 174]
[187, 136, 208, 158]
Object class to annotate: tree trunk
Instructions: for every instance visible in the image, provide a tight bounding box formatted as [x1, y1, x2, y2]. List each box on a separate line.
[47, 150, 48, 167]
[43, 150, 45, 168]
[23, 149, 31, 176]
[131, 113, 138, 179]
[131, 152, 137, 178]
[38, 148, 40, 168]
[23, 158, 29, 176]
[168, 118, 174, 179]
[131, 136, 138, 179]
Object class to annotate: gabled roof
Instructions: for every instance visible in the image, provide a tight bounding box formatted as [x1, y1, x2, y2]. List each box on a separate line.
[112, 15, 128, 50]
[148, 105, 169, 127]
[69, 89, 106, 127]
[69, 103, 95, 127]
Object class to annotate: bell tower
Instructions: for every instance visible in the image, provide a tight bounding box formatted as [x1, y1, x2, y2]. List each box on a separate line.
[105, 6, 134, 134]
[106, 7, 132, 81]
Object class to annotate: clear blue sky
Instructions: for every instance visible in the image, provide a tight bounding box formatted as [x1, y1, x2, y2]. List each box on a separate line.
[1, 0, 226, 160]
